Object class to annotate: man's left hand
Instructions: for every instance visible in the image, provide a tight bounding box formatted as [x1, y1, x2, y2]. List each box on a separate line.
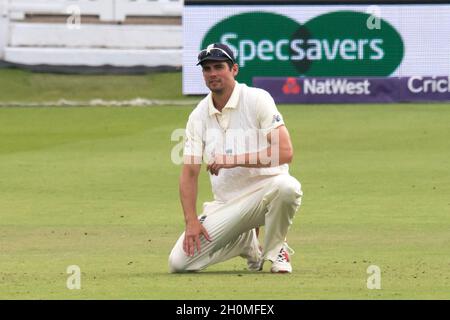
[206, 154, 236, 175]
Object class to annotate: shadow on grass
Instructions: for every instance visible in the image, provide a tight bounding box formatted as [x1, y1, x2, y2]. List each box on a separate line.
[165, 270, 275, 276]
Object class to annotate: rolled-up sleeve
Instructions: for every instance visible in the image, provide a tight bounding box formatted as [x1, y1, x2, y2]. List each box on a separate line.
[183, 116, 204, 159]
[257, 90, 285, 136]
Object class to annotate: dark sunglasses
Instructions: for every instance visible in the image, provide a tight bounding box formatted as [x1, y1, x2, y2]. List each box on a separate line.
[197, 47, 235, 63]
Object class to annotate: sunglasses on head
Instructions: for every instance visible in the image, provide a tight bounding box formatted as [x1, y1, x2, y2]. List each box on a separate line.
[197, 47, 235, 64]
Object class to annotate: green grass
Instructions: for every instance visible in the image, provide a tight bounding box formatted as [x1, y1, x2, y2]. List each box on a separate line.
[0, 68, 190, 101]
[0, 70, 449, 299]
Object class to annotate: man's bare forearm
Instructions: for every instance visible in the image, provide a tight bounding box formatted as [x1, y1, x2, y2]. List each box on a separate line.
[221, 145, 293, 168]
[241, 145, 292, 167]
[215, 126, 294, 168]
[179, 170, 199, 224]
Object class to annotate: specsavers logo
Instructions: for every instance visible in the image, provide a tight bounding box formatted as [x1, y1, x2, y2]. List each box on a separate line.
[201, 11, 404, 85]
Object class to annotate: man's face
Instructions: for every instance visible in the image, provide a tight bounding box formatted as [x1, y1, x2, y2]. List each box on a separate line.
[201, 61, 238, 94]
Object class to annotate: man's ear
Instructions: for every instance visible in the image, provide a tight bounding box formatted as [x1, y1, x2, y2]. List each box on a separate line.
[232, 63, 239, 77]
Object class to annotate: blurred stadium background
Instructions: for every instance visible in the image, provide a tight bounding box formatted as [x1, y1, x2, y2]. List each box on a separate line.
[0, 0, 449, 299]
[0, 0, 182, 73]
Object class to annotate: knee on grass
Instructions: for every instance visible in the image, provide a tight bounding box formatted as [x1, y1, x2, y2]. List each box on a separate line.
[168, 252, 200, 274]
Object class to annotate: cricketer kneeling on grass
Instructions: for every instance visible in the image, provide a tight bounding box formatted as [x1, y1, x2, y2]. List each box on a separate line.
[168, 43, 303, 273]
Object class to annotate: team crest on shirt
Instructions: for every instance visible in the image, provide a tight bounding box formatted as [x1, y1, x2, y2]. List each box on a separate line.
[272, 114, 282, 123]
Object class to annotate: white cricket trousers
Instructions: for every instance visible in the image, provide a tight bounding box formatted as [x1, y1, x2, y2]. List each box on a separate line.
[168, 173, 302, 273]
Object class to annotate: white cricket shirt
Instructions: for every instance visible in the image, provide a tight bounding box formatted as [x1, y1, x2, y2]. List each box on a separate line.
[184, 81, 289, 202]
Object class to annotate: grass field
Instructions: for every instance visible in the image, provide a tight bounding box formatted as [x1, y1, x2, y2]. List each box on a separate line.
[0, 69, 449, 299]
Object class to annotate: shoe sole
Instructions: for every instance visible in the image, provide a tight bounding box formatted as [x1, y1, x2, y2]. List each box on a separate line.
[270, 267, 292, 273]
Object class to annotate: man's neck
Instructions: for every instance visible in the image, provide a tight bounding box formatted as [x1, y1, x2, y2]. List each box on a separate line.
[212, 82, 236, 112]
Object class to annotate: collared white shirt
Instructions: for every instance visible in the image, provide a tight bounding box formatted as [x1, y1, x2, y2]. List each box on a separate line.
[184, 81, 289, 202]
[207, 79, 240, 131]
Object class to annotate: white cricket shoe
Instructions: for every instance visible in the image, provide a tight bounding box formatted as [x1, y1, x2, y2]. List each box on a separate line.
[271, 243, 295, 273]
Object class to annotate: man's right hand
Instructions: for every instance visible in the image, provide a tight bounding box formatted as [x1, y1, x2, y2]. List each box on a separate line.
[183, 219, 212, 257]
